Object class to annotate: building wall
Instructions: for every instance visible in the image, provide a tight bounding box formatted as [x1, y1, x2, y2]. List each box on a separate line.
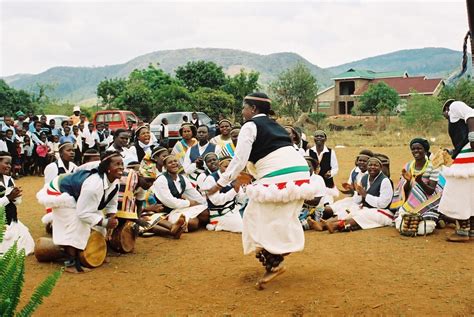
[315, 86, 336, 116]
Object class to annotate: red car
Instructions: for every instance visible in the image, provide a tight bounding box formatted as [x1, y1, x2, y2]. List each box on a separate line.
[93, 110, 139, 131]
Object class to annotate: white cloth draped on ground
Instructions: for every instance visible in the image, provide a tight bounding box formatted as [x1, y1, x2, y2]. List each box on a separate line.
[438, 144, 474, 219]
[241, 146, 319, 255]
[0, 220, 35, 255]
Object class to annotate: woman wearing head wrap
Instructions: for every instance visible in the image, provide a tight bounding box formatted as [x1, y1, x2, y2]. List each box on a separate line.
[0, 151, 34, 255]
[325, 156, 394, 233]
[206, 92, 319, 289]
[201, 156, 244, 233]
[285, 126, 305, 157]
[219, 126, 240, 159]
[390, 138, 443, 235]
[171, 123, 197, 167]
[129, 125, 157, 163]
[438, 100, 474, 241]
[210, 119, 233, 148]
[107, 129, 135, 166]
[151, 154, 208, 233]
[37, 151, 124, 273]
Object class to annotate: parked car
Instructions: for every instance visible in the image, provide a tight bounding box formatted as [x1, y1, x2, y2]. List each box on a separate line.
[45, 115, 70, 129]
[93, 110, 139, 131]
[150, 112, 216, 146]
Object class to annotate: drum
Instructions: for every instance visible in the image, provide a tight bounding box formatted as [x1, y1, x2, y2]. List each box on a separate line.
[34, 237, 67, 263]
[109, 220, 136, 253]
[79, 230, 107, 268]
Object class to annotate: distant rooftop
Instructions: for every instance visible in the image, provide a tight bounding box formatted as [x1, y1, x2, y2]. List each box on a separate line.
[354, 76, 444, 96]
[332, 68, 408, 80]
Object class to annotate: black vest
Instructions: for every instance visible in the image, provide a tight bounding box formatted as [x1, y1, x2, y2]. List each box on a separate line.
[207, 172, 235, 215]
[0, 177, 17, 225]
[448, 120, 469, 158]
[309, 148, 334, 188]
[155, 173, 186, 213]
[246, 116, 292, 164]
[55, 160, 67, 175]
[134, 140, 146, 162]
[361, 172, 389, 209]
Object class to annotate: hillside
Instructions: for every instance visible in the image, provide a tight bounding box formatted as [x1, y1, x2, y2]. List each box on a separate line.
[6, 47, 466, 103]
[7, 48, 333, 102]
[327, 47, 466, 79]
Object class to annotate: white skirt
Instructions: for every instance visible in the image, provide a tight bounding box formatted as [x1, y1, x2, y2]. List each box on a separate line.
[210, 207, 243, 233]
[242, 146, 309, 255]
[167, 204, 208, 224]
[349, 206, 394, 230]
[52, 206, 91, 250]
[0, 220, 35, 255]
[329, 197, 355, 219]
[438, 144, 474, 219]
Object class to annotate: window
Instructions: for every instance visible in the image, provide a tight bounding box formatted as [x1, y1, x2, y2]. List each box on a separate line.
[126, 113, 137, 123]
[347, 101, 354, 114]
[339, 81, 355, 96]
[96, 114, 105, 122]
[339, 102, 346, 114]
[318, 102, 331, 109]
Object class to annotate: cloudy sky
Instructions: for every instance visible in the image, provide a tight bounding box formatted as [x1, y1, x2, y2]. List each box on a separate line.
[0, 0, 469, 76]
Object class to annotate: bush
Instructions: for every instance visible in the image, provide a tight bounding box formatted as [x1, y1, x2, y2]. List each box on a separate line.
[0, 207, 62, 316]
[402, 94, 443, 131]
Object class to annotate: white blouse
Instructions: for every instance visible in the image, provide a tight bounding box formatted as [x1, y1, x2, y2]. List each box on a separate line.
[152, 174, 206, 210]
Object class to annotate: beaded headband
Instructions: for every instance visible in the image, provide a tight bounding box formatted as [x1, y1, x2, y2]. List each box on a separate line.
[244, 96, 271, 103]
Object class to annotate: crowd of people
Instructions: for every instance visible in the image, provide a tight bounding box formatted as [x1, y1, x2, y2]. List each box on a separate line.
[0, 95, 472, 289]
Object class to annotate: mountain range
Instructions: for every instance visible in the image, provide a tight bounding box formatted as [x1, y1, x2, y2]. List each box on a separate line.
[2, 47, 465, 104]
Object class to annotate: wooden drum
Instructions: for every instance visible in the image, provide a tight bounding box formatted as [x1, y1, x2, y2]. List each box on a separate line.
[109, 220, 136, 253]
[34, 237, 67, 263]
[79, 230, 107, 268]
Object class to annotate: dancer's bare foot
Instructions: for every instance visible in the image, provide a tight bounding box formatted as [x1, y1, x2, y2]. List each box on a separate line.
[65, 265, 91, 274]
[255, 264, 287, 290]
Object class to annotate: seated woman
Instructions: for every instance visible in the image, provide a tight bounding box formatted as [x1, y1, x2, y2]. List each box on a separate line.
[298, 156, 327, 231]
[325, 156, 395, 233]
[201, 155, 244, 233]
[391, 138, 443, 235]
[152, 154, 209, 232]
[0, 151, 34, 255]
[129, 125, 157, 163]
[37, 151, 123, 273]
[323, 149, 373, 219]
[171, 123, 197, 168]
[210, 119, 233, 148]
[219, 127, 240, 159]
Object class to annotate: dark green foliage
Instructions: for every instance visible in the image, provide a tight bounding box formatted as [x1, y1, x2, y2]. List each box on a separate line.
[191, 88, 235, 121]
[270, 63, 319, 119]
[222, 69, 260, 118]
[357, 82, 400, 115]
[0, 80, 37, 116]
[0, 207, 62, 317]
[438, 78, 474, 107]
[175, 61, 226, 92]
[402, 93, 443, 130]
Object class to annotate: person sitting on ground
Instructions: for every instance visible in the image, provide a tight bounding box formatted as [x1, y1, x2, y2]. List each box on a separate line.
[210, 119, 233, 148]
[219, 126, 240, 159]
[201, 155, 244, 233]
[107, 129, 135, 166]
[151, 154, 209, 233]
[324, 156, 394, 233]
[323, 149, 374, 220]
[305, 130, 339, 203]
[129, 125, 157, 163]
[298, 156, 327, 231]
[37, 151, 123, 273]
[183, 125, 221, 186]
[391, 138, 443, 236]
[171, 123, 197, 168]
[0, 151, 34, 255]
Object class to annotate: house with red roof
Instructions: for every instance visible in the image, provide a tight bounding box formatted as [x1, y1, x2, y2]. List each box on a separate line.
[315, 69, 444, 116]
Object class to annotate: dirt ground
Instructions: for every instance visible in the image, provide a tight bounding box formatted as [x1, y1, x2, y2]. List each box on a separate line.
[15, 146, 474, 316]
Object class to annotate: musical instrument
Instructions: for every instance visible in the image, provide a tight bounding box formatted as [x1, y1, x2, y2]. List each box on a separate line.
[109, 220, 137, 253]
[79, 230, 107, 268]
[399, 213, 425, 237]
[34, 237, 67, 262]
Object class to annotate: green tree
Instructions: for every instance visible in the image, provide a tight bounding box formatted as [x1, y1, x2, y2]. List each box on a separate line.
[357, 82, 400, 116]
[438, 78, 474, 106]
[0, 80, 37, 116]
[96, 78, 126, 108]
[155, 84, 193, 113]
[402, 93, 443, 130]
[269, 63, 319, 120]
[222, 69, 260, 119]
[191, 88, 235, 121]
[175, 61, 226, 92]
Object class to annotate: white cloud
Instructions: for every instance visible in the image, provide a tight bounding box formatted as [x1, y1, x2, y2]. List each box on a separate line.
[0, 0, 468, 76]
